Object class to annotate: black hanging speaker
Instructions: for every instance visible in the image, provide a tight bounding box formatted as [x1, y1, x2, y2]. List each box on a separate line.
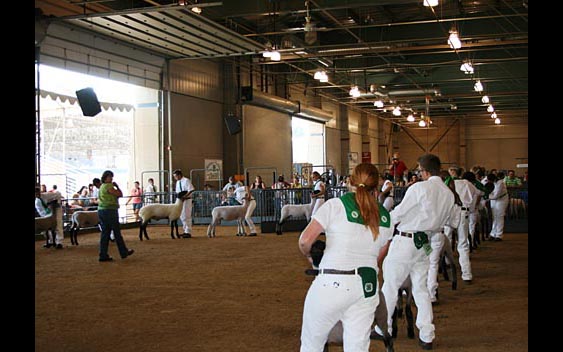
[75, 87, 102, 117]
[224, 116, 242, 135]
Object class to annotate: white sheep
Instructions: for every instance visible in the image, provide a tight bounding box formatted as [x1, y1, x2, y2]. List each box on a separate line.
[138, 191, 188, 240]
[206, 196, 253, 238]
[69, 210, 99, 246]
[275, 198, 314, 235]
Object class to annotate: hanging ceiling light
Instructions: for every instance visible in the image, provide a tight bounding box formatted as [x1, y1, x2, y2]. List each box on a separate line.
[474, 80, 484, 92]
[319, 72, 328, 82]
[423, 0, 439, 7]
[481, 95, 490, 104]
[392, 107, 402, 116]
[419, 119, 427, 127]
[270, 50, 281, 61]
[314, 70, 324, 79]
[491, 112, 497, 119]
[373, 100, 384, 108]
[349, 86, 361, 98]
[407, 114, 415, 122]
[494, 117, 501, 124]
[460, 61, 474, 74]
[448, 29, 462, 49]
[487, 104, 495, 113]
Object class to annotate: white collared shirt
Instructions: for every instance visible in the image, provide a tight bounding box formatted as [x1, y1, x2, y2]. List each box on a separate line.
[175, 177, 195, 193]
[489, 179, 508, 200]
[454, 179, 483, 210]
[390, 175, 456, 234]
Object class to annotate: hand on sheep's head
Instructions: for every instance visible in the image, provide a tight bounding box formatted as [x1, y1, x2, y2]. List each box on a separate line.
[177, 191, 189, 200]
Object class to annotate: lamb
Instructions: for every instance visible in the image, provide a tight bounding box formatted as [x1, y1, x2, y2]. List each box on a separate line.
[35, 199, 61, 249]
[276, 198, 314, 235]
[138, 191, 188, 240]
[206, 196, 253, 238]
[68, 210, 99, 246]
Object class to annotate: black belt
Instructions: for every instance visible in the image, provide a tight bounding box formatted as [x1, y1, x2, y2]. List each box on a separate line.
[396, 232, 413, 238]
[319, 268, 357, 275]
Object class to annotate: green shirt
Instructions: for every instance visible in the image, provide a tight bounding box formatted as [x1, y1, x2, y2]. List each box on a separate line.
[98, 183, 120, 210]
[504, 176, 522, 187]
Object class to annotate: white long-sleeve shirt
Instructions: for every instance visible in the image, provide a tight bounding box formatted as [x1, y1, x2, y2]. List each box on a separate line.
[454, 179, 483, 211]
[391, 175, 456, 234]
[488, 179, 508, 201]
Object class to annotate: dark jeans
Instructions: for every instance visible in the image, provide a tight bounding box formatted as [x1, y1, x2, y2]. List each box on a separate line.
[98, 209, 128, 259]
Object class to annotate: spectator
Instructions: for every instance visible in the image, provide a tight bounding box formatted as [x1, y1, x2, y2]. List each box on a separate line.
[388, 152, 408, 183]
[311, 171, 326, 216]
[222, 176, 242, 192]
[378, 174, 394, 211]
[125, 181, 143, 222]
[144, 178, 156, 204]
[250, 175, 266, 190]
[97, 170, 134, 262]
[504, 170, 522, 188]
[40, 184, 47, 193]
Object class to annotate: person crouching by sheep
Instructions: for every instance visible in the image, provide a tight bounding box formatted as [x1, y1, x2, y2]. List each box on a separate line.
[173, 169, 195, 238]
[298, 163, 393, 352]
[97, 170, 134, 262]
[233, 184, 258, 236]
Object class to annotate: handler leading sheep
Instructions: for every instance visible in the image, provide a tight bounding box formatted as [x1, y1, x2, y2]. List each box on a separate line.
[298, 163, 393, 352]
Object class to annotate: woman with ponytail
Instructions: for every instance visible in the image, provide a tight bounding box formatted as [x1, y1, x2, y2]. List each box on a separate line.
[298, 163, 394, 352]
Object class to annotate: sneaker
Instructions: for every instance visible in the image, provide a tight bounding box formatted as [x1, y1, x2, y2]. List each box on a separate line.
[248, 233, 257, 237]
[370, 330, 385, 341]
[55, 244, 63, 249]
[182, 233, 192, 238]
[419, 338, 433, 350]
[99, 257, 113, 262]
[494, 237, 502, 242]
[43, 243, 53, 248]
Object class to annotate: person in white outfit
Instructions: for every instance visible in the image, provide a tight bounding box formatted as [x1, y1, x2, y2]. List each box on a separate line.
[299, 163, 393, 352]
[233, 185, 258, 236]
[311, 171, 326, 216]
[379, 175, 394, 211]
[443, 176, 480, 283]
[173, 169, 195, 238]
[374, 154, 457, 350]
[487, 173, 509, 241]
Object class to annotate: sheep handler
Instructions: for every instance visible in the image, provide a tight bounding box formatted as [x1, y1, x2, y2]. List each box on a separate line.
[233, 184, 257, 236]
[173, 169, 195, 238]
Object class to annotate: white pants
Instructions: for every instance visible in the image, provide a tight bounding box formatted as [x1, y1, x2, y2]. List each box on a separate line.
[427, 232, 446, 302]
[312, 198, 325, 216]
[180, 199, 193, 234]
[301, 273, 378, 352]
[468, 211, 478, 238]
[490, 199, 509, 239]
[245, 200, 257, 234]
[444, 209, 472, 281]
[381, 235, 434, 343]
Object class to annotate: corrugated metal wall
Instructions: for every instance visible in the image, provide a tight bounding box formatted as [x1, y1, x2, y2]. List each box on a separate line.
[40, 22, 164, 90]
[168, 59, 223, 103]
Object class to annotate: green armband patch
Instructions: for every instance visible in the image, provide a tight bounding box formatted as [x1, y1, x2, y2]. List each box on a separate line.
[357, 267, 377, 298]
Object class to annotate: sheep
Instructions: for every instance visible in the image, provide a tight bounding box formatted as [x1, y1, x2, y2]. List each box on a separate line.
[35, 199, 61, 249]
[138, 191, 188, 240]
[275, 198, 314, 235]
[68, 210, 99, 246]
[206, 196, 253, 238]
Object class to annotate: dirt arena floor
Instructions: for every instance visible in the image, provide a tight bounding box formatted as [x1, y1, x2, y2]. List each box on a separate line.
[35, 225, 528, 352]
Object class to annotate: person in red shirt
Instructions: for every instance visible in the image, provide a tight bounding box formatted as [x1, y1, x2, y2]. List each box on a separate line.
[388, 152, 408, 182]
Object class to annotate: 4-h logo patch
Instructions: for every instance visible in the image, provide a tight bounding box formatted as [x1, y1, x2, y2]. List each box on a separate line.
[351, 210, 359, 218]
[381, 215, 387, 223]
